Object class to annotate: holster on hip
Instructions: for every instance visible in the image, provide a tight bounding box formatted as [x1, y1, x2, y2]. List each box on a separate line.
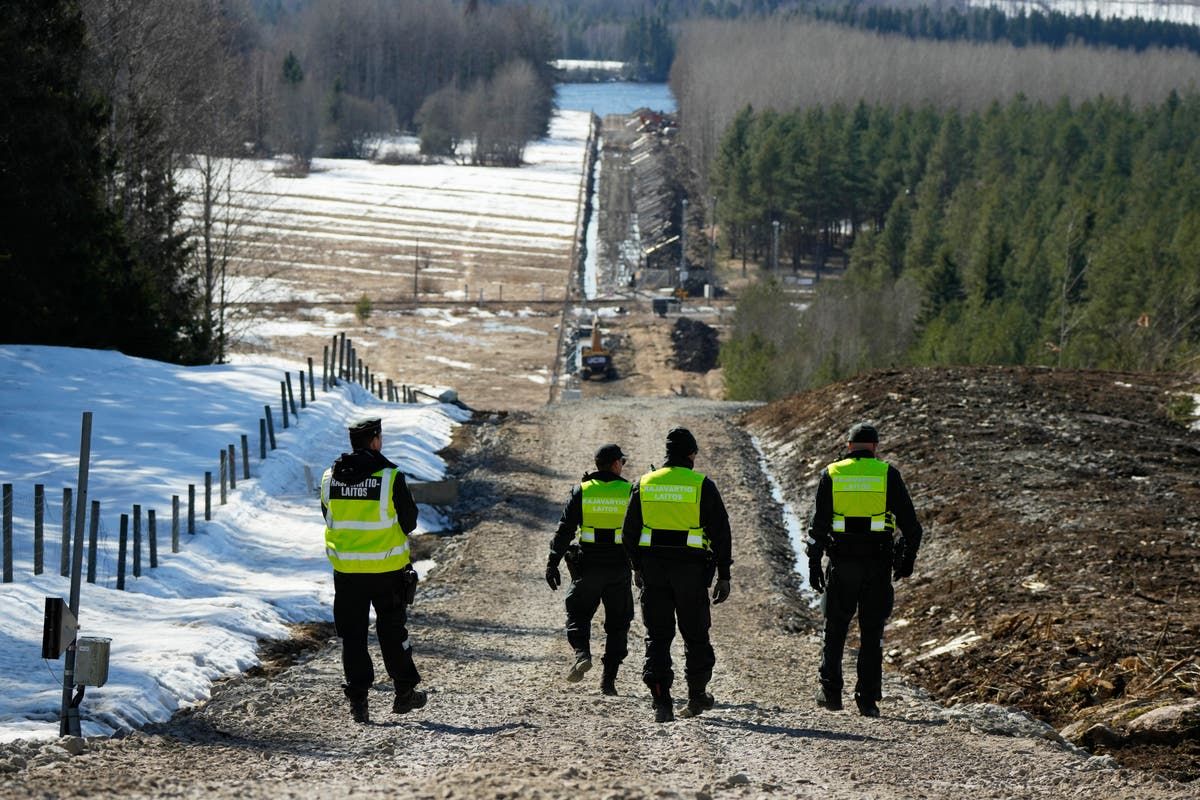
[564, 545, 583, 580]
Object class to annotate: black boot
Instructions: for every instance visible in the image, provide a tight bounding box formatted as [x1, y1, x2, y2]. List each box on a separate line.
[600, 665, 618, 696]
[854, 693, 880, 718]
[650, 683, 673, 723]
[393, 687, 428, 714]
[344, 687, 369, 724]
[816, 685, 843, 711]
[678, 691, 714, 719]
[566, 653, 593, 684]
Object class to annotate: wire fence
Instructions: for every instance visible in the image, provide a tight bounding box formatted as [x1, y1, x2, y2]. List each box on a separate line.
[2, 330, 428, 588]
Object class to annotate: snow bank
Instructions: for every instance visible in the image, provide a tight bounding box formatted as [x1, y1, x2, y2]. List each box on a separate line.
[0, 345, 469, 742]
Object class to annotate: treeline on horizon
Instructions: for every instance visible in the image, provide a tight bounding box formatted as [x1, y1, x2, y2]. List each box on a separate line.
[808, 3, 1200, 54]
[672, 18, 1200, 189]
[717, 95, 1200, 400]
[0, 0, 557, 366]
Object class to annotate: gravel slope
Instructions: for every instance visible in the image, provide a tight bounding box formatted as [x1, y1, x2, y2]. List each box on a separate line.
[1, 398, 1192, 799]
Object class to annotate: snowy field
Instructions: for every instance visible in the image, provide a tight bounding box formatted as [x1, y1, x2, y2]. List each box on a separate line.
[0, 346, 469, 742]
[178, 110, 594, 306]
[968, 0, 1200, 24]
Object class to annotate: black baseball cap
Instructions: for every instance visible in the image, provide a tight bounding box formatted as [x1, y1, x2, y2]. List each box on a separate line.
[847, 422, 879, 443]
[665, 427, 699, 456]
[595, 443, 626, 467]
[349, 417, 382, 447]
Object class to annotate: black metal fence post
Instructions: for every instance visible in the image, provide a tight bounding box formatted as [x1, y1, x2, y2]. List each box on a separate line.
[188, 484, 196, 534]
[60, 487, 72, 577]
[280, 382, 289, 429]
[2, 484, 11, 583]
[33, 483, 44, 575]
[86, 500, 99, 584]
[117, 514, 128, 590]
[227, 444, 236, 490]
[219, 449, 227, 505]
[241, 434, 250, 479]
[172, 495, 180, 553]
[132, 504, 141, 578]
[204, 472, 212, 521]
[148, 509, 157, 569]
[265, 406, 277, 449]
[286, 372, 298, 416]
[308, 357, 315, 398]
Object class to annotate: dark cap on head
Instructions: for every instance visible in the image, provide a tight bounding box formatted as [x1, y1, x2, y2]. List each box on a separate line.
[349, 417, 382, 449]
[665, 427, 698, 458]
[847, 422, 879, 444]
[594, 443, 625, 468]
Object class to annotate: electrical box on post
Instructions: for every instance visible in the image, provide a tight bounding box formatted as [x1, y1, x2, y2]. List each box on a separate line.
[41, 597, 78, 660]
[74, 637, 111, 687]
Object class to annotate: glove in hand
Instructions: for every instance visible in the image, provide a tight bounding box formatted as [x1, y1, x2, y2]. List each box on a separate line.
[711, 579, 731, 604]
[893, 560, 914, 581]
[633, 570, 644, 589]
[545, 560, 561, 590]
[808, 558, 826, 594]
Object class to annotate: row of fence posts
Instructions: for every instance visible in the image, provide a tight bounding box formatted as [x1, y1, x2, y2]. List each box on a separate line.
[1, 333, 427, 586]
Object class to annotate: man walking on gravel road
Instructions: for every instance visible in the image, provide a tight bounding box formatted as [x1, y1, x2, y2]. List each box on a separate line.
[545, 443, 635, 694]
[622, 427, 733, 723]
[321, 417, 427, 724]
[806, 422, 922, 717]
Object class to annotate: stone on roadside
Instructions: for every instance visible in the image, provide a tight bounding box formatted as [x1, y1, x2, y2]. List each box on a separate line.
[1125, 700, 1200, 744]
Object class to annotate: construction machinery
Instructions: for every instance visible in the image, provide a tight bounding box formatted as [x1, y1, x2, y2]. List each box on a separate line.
[576, 315, 617, 380]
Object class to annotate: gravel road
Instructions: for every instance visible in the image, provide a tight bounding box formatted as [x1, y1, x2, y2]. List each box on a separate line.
[1, 398, 1192, 799]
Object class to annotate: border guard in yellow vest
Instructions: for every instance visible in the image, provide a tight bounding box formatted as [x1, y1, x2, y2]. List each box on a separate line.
[546, 443, 634, 695]
[321, 417, 426, 724]
[622, 427, 733, 723]
[806, 422, 922, 717]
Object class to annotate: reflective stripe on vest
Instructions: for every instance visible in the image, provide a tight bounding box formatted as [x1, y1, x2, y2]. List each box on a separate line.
[322, 466, 412, 573]
[580, 478, 631, 544]
[637, 466, 708, 550]
[828, 457, 896, 535]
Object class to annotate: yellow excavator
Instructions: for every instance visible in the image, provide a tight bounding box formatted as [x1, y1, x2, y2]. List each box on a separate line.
[577, 316, 617, 380]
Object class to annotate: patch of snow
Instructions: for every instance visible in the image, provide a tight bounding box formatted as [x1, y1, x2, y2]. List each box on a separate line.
[0, 345, 469, 742]
[423, 355, 474, 370]
[750, 434, 817, 602]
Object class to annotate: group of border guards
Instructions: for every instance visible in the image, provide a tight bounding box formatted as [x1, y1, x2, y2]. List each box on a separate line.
[321, 418, 921, 724]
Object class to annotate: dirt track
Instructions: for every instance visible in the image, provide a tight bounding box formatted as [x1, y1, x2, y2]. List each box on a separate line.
[2, 398, 1194, 799]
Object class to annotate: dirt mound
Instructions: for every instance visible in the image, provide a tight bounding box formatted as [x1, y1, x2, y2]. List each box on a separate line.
[670, 317, 719, 373]
[747, 366, 1200, 780]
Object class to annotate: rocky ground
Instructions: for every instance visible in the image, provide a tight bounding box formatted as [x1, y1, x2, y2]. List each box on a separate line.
[3, 396, 1196, 798]
[748, 366, 1200, 781]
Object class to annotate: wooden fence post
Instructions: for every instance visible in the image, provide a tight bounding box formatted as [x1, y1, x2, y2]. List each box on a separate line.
[117, 513, 128, 590]
[148, 509, 157, 569]
[60, 487, 72, 577]
[286, 372, 298, 415]
[132, 504, 141, 578]
[227, 444, 237, 490]
[188, 484, 196, 534]
[264, 406, 277, 449]
[338, 332, 346, 380]
[204, 472, 212, 521]
[33, 483, 44, 575]
[2, 484, 11, 583]
[241, 434, 250, 480]
[172, 495, 180, 553]
[86, 500, 99, 584]
[280, 382, 289, 429]
[219, 450, 228, 505]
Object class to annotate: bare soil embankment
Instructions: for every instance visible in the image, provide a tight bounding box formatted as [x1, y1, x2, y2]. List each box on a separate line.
[748, 366, 1200, 780]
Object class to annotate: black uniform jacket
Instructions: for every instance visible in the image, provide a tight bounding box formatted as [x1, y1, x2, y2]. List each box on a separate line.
[621, 458, 733, 581]
[548, 470, 630, 567]
[805, 449, 922, 568]
[320, 448, 419, 535]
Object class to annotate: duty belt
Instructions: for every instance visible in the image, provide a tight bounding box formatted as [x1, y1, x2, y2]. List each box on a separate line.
[581, 528, 621, 545]
[638, 528, 707, 549]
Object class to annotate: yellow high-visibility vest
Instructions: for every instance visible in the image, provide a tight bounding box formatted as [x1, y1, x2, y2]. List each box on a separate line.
[580, 478, 631, 544]
[321, 466, 411, 573]
[637, 466, 709, 550]
[828, 457, 896, 535]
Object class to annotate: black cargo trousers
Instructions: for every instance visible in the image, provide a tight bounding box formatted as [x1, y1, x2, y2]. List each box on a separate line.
[565, 556, 634, 670]
[639, 555, 715, 696]
[819, 557, 894, 701]
[333, 569, 421, 700]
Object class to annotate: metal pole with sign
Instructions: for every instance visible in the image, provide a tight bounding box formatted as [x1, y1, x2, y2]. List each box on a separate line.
[60, 411, 92, 736]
